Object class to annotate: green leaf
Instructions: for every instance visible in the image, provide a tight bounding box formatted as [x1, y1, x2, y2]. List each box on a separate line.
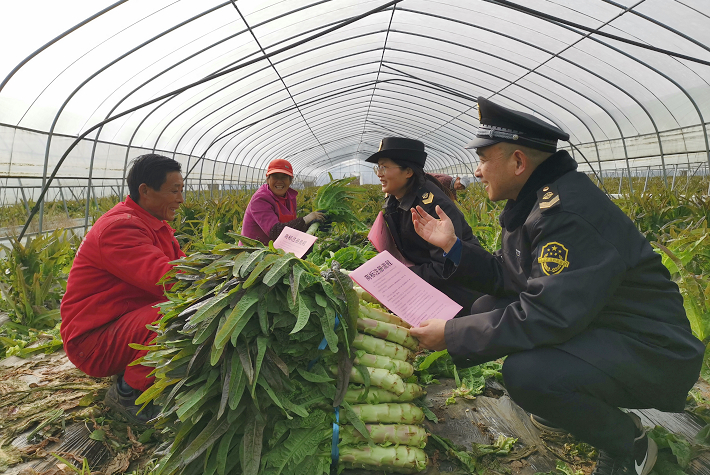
[218, 348, 232, 419]
[297, 367, 335, 383]
[188, 290, 234, 327]
[320, 305, 338, 352]
[238, 343, 255, 386]
[89, 429, 105, 441]
[261, 426, 330, 475]
[229, 351, 246, 410]
[217, 423, 240, 475]
[180, 414, 232, 466]
[290, 265, 307, 305]
[290, 295, 311, 335]
[241, 412, 266, 475]
[138, 428, 155, 444]
[314, 293, 327, 308]
[214, 286, 259, 350]
[258, 288, 269, 335]
[263, 255, 297, 287]
[417, 350, 449, 371]
[244, 254, 280, 288]
[340, 401, 372, 442]
[251, 336, 269, 397]
[256, 375, 289, 417]
[238, 249, 267, 279]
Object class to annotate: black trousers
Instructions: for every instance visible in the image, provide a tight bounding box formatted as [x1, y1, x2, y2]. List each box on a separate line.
[503, 347, 647, 458]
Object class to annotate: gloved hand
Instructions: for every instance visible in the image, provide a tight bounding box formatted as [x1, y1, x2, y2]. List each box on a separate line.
[304, 210, 326, 224]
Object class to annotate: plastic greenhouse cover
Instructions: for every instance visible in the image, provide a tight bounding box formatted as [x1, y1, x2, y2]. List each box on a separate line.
[1, 0, 710, 189]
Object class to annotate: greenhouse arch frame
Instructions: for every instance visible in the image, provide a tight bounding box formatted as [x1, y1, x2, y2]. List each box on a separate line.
[3, 0, 710, 239]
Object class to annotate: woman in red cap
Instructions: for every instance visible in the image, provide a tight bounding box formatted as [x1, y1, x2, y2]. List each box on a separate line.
[241, 158, 324, 245]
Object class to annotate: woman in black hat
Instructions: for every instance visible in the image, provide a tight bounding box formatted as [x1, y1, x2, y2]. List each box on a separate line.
[366, 137, 483, 314]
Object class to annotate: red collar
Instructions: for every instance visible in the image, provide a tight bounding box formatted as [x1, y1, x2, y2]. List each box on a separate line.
[124, 196, 173, 232]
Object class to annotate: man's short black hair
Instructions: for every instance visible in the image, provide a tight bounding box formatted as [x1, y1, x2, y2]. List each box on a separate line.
[127, 154, 182, 203]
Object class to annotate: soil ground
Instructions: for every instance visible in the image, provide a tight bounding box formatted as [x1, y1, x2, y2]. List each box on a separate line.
[1, 350, 708, 475]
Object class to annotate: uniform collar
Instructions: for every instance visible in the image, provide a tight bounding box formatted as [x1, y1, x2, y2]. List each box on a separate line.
[124, 196, 172, 232]
[385, 186, 417, 212]
[499, 150, 577, 231]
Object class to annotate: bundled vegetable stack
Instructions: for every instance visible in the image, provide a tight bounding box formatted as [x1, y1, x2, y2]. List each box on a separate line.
[133, 238, 429, 475]
[331, 284, 429, 473]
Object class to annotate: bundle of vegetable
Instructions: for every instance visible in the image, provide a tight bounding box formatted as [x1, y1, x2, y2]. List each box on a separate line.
[133, 237, 362, 475]
[324, 295, 429, 474]
[133, 238, 429, 475]
[307, 175, 368, 234]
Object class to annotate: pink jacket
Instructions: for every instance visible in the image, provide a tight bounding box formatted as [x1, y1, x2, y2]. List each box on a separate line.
[241, 184, 298, 244]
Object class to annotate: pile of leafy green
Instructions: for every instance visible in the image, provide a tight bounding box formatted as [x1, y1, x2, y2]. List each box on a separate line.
[308, 244, 377, 270]
[414, 350, 503, 404]
[429, 433, 518, 473]
[308, 175, 368, 234]
[134, 236, 361, 475]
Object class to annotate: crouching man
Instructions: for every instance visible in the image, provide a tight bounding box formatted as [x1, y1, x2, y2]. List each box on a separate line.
[410, 97, 704, 475]
[60, 154, 185, 424]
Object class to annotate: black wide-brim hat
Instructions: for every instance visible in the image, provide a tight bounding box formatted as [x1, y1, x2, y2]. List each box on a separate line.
[466, 97, 570, 153]
[365, 137, 427, 169]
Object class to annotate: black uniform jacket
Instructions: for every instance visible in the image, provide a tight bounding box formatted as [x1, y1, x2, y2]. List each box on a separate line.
[384, 179, 483, 313]
[443, 151, 704, 411]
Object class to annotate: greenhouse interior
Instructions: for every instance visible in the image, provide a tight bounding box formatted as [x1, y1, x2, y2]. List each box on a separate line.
[2, 1, 710, 474]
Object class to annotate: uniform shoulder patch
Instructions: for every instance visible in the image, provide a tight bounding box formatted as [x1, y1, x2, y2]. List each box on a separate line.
[539, 242, 569, 275]
[421, 191, 434, 205]
[537, 184, 560, 210]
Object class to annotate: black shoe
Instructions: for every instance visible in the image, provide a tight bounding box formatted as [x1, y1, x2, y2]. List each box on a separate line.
[630, 430, 657, 475]
[591, 413, 657, 475]
[104, 375, 160, 425]
[530, 414, 567, 433]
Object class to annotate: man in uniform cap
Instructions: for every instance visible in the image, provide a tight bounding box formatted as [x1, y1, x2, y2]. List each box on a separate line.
[410, 97, 703, 475]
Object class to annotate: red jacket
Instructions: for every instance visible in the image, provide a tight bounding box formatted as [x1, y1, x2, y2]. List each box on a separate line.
[60, 197, 185, 344]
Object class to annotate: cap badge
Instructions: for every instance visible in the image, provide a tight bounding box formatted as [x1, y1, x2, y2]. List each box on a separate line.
[543, 186, 549, 191]
[543, 191, 553, 200]
[539, 242, 569, 276]
[421, 192, 434, 205]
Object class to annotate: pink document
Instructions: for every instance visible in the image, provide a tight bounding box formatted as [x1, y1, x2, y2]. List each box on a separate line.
[273, 226, 318, 258]
[349, 251, 462, 327]
[367, 211, 414, 267]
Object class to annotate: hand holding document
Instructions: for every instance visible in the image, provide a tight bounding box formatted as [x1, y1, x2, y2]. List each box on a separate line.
[349, 251, 462, 327]
[273, 226, 318, 258]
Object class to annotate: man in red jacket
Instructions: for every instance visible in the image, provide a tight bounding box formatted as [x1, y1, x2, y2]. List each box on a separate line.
[60, 154, 186, 424]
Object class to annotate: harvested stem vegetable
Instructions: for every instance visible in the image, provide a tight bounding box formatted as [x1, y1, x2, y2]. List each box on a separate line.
[354, 351, 414, 378]
[359, 303, 410, 328]
[343, 403, 425, 424]
[332, 365, 407, 395]
[357, 317, 418, 350]
[339, 445, 428, 474]
[353, 333, 411, 361]
[345, 384, 425, 404]
[354, 286, 382, 305]
[339, 424, 427, 448]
